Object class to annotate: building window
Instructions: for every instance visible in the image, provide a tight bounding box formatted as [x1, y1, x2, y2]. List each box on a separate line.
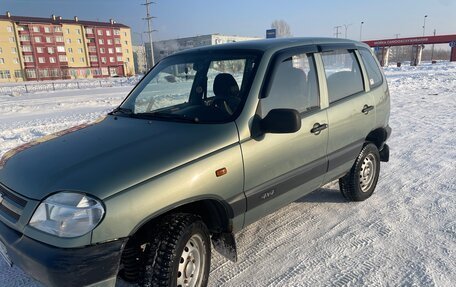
[59, 55, 68, 62]
[86, 28, 93, 34]
[38, 57, 46, 63]
[24, 56, 34, 62]
[13, 58, 19, 64]
[124, 41, 128, 45]
[56, 36, 64, 42]
[115, 47, 122, 53]
[126, 49, 129, 53]
[0, 70, 11, 79]
[15, 70, 23, 78]
[57, 46, 65, 52]
[97, 30, 103, 36]
[66, 28, 70, 34]
[9, 37, 15, 43]
[124, 32, 127, 37]
[77, 38, 82, 44]
[48, 47, 54, 54]
[99, 39, 104, 44]
[20, 35, 30, 41]
[66, 38, 72, 44]
[90, 55, 98, 62]
[37, 47, 44, 53]
[109, 57, 115, 62]
[34, 36, 42, 43]
[46, 37, 52, 43]
[11, 47, 17, 54]
[49, 57, 56, 63]
[106, 30, 111, 36]
[88, 46, 96, 53]
[100, 48, 105, 53]
[70, 57, 75, 63]
[126, 57, 130, 62]
[17, 26, 26, 31]
[54, 26, 62, 32]
[117, 56, 122, 61]
[101, 57, 107, 63]
[78, 48, 84, 54]
[115, 38, 120, 44]
[44, 27, 51, 33]
[76, 29, 81, 35]
[114, 29, 120, 35]
[32, 26, 40, 32]
[26, 69, 37, 78]
[108, 48, 114, 54]
[80, 57, 85, 63]
[68, 48, 73, 53]
[0, 58, 5, 64]
[22, 46, 32, 52]
[7, 26, 13, 32]
[107, 39, 113, 45]
[0, 47, 2, 54]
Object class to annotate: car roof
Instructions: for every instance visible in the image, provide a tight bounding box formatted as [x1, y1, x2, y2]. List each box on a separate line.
[172, 37, 371, 56]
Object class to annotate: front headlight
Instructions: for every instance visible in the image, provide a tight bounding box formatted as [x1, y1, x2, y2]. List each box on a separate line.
[29, 192, 105, 238]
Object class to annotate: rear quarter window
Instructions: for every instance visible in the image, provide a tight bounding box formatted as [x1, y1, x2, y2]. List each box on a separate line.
[359, 49, 383, 89]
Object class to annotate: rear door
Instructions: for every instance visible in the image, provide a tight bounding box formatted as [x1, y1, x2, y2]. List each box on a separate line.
[319, 46, 375, 182]
[241, 47, 329, 226]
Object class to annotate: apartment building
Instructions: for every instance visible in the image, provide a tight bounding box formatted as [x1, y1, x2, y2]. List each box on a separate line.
[0, 12, 135, 82]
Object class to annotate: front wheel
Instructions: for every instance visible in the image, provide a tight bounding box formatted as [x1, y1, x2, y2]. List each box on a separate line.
[139, 213, 211, 287]
[339, 143, 380, 201]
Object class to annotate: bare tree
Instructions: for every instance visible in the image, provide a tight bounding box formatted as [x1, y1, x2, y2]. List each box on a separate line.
[271, 20, 292, 38]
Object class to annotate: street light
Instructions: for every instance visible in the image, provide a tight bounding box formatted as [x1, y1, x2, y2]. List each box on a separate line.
[360, 21, 364, 41]
[422, 15, 428, 36]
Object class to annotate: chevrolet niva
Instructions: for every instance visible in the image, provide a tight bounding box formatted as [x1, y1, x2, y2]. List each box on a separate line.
[0, 38, 390, 287]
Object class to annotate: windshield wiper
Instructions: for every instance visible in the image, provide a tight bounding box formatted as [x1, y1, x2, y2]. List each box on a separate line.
[109, 107, 133, 116]
[137, 112, 199, 123]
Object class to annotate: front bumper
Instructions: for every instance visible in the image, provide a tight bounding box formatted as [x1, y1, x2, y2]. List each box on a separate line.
[0, 220, 127, 287]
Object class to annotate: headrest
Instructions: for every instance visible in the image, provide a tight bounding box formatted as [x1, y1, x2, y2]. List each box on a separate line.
[213, 73, 240, 98]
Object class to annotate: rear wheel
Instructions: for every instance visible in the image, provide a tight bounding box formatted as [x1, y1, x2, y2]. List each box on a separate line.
[339, 143, 380, 201]
[139, 213, 211, 287]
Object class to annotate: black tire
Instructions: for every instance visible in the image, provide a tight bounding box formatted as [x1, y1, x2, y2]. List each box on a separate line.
[139, 213, 211, 287]
[339, 143, 380, 201]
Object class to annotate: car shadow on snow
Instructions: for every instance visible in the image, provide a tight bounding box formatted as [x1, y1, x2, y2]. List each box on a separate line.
[295, 187, 346, 204]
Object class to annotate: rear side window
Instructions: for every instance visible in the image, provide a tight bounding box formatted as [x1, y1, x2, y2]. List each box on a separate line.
[321, 50, 364, 103]
[359, 49, 383, 88]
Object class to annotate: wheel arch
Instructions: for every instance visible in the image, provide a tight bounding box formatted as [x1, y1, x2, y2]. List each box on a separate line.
[365, 127, 388, 149]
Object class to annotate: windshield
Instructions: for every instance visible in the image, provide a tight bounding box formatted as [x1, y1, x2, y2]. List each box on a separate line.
[119, 51, 261, 123]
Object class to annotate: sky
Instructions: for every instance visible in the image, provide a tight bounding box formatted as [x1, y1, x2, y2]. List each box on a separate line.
[1, 0, 456, 44]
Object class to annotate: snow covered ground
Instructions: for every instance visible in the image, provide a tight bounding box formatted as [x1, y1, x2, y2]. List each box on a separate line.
[0, 62, 455, 286]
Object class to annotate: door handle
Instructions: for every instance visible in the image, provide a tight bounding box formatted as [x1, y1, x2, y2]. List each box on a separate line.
[362, 104, 374, 114]
[310, 123, 328, 135]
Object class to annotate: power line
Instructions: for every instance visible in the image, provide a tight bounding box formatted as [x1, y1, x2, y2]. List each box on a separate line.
[334, 26, 342, 38]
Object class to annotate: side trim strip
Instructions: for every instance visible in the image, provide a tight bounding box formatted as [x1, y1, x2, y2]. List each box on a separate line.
[327, 139, 365, 172]
[245, 157, 327, 210]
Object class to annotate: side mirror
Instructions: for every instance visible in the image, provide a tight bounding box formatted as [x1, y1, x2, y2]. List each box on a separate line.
[260, 109, 301, 134]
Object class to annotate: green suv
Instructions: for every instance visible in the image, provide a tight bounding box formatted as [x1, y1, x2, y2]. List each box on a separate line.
[0, 38, 390, 287]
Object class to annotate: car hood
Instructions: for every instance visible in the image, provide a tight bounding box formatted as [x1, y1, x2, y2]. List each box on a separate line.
[0, 115, 240, 200]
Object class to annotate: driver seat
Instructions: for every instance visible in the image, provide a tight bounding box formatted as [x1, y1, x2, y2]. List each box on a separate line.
[213, 73, 241, 115]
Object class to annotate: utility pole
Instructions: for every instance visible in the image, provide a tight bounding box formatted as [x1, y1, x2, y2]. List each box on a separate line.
[422, 15, 428, 36]
[142, 0, 156, 69]
[334, 26, 342, 38]
[343, 24, 352, 39]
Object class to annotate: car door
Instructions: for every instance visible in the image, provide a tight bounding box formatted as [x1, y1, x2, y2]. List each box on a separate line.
[241, 47, 329, 226]
[318, 46, 375, 183]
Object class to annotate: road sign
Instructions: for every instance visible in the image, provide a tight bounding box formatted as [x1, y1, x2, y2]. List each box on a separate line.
[266, 29, 276, 39]
[450, 41, 456, 48]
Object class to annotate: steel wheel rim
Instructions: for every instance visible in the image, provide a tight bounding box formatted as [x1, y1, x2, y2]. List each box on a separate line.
[359, 153, 377, 192]
[177, 234, 205, 287]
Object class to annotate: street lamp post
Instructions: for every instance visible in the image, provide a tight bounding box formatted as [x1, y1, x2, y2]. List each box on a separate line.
[359, 21, 364, 41]
[422, 15, 428, 36]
